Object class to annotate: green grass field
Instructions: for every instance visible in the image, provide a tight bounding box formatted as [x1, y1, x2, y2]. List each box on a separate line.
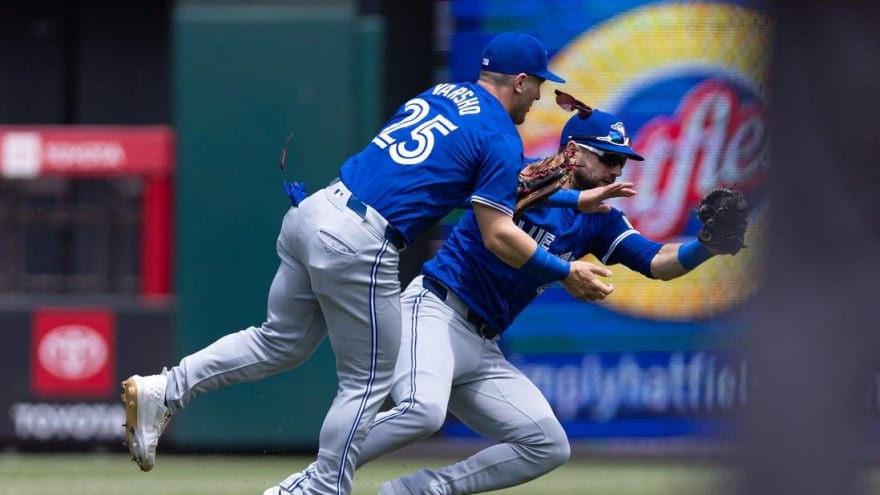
[0, 453, 733, 495]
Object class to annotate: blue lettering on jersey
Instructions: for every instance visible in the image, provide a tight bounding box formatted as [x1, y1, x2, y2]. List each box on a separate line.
[423, 205, 660, 334]
[516, 219, 556, 251]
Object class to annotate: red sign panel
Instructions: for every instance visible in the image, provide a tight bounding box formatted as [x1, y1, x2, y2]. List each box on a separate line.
[0, 126, 174, 178]
[31, 309, 116, 398]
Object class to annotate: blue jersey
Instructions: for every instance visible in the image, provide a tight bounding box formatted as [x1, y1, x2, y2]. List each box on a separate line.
[423, 205, 664, 333]
[339, 82, 523, 244]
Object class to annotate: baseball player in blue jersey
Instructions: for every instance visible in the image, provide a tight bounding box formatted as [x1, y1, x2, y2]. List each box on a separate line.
[328, 109, 736, 495]
[120, 32, 617, 495]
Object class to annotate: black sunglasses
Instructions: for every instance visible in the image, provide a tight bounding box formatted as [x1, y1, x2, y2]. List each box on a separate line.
[573, 141, 628, 168]
[597, 152, 627, 168]
[554, 89, 593, 119]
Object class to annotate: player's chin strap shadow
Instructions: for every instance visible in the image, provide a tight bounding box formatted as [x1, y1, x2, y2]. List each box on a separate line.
[279, 131, 308, 207]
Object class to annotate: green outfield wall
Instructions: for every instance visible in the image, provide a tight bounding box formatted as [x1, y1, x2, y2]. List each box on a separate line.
[173, 2, 384, 450]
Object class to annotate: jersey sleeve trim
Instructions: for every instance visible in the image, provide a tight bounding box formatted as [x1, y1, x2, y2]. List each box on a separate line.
[471, 196, 514, 217]
[600, 229, 639, 264]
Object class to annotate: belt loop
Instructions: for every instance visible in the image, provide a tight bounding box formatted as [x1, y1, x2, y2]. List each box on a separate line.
[345, 196, 368, 219]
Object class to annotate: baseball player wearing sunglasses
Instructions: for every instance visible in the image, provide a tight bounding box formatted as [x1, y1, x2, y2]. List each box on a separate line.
[120, 32, 620, 495]
[344, 110, 746, 495]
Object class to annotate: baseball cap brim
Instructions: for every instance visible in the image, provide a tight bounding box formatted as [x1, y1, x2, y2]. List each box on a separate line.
[587, 140, 645, 161]
[532, 69, 565, 83]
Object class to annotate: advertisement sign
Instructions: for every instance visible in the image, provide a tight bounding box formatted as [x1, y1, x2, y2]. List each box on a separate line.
[0, 307, 173, 447]
[31, 309, 116, 399]
[516, 2, 768, 321]
[0, 126, 174, 178]
[445, 350, 747, 438]
[443, 0, 771, 438]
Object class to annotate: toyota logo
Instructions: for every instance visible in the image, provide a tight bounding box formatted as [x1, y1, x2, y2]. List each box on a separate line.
[37, 324, 109, 380]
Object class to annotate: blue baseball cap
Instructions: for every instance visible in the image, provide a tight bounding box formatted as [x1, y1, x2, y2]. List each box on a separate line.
[480, 32, 565, 83]
[560, 110, 645, 161]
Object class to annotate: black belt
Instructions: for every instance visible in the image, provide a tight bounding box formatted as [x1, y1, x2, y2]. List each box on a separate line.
[330, 178, 406, 251]
[421, 276, 500, 340]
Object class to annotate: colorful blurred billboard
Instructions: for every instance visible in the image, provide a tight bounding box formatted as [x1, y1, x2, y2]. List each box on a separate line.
[442, 0, 770, 438]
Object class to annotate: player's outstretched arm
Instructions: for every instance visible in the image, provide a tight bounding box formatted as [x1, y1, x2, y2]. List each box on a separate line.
[575, 182, 636, 213]
[543, 182, 636, 213]
[615, 188, 749, 280]
[649, 243, 696, 280]
[649, 188, 750, 279]
[473, 203, 614, 301]
[649, 237, 747, 280]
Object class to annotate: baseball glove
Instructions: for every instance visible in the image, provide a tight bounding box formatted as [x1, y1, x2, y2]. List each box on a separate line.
[515, 152, 578, 218]
[693, 188, 749, 255]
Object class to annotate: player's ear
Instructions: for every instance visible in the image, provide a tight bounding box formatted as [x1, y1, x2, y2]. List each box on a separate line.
[513, 73, 529, 93]
[565, 140, 580, 155]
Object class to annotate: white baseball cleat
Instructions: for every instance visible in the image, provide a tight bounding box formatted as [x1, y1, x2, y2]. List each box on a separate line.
[121, 373, 171, 472]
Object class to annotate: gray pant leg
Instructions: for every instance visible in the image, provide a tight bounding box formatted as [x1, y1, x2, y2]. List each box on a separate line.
[165, 209, 327, 414]
[277, 189, 402, 495]
[358, 282, 463, 466]
[396, 345, 570, 495]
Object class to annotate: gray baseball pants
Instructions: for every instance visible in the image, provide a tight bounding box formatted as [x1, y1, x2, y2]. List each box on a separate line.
[358, 275, 570, 495]
[164, 182, 402, 495]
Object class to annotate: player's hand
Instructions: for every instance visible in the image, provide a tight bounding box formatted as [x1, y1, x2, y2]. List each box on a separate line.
[561, 260, 614, 301]
[577, 182, 636, 213]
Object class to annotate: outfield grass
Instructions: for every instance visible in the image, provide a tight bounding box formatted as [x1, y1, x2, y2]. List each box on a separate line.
[0, 453, 733, 495]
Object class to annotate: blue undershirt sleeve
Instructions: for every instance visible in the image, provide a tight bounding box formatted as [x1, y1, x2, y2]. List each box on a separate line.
[606, 232, 664, 278]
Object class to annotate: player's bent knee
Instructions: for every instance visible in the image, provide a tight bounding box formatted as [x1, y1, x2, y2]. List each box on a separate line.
[547, 426, 571, 468]
[543, 421, 571, 467]
[409, 402, 448, 436]
[528, 417, 571, 469]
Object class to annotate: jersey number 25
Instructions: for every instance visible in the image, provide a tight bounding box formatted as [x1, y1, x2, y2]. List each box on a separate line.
[372, 98, 459, 165]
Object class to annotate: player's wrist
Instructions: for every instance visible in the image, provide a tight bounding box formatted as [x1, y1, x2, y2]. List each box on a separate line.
[544, 188, 580, 209]
[678, 240, 714, 270]
[521, 247, 570, 281]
